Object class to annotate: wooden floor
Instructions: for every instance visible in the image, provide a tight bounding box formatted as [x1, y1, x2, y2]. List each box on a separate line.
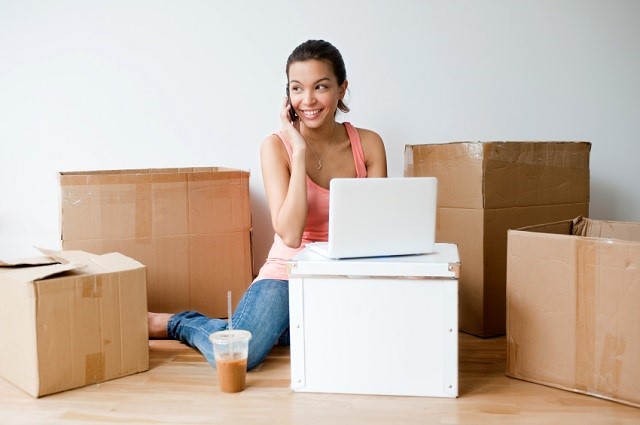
[1, 334, 638, 424]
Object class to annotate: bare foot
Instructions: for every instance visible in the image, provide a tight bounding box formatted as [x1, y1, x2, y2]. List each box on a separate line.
[148, 312, 172, 339]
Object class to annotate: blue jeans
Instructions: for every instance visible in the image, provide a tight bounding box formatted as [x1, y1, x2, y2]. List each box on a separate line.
[167, 279, 289, 371]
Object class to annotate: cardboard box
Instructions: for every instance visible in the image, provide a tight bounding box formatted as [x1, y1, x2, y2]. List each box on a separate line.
[506, 216, 640, 407]
[404, 142, 590, 336]
[60, 167, 253, 318]
[287, 243, 460, 397]
[0, 248, 148, 397]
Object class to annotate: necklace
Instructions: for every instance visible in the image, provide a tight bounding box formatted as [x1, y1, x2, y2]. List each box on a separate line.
[306, 123, 337, 170]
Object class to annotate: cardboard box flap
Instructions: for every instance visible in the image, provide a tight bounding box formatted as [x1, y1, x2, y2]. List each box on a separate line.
[404, 141, 590, 210]
[0, 247, 79, 268]
[0, 248, 83, 281]
[36, 249, 144, 275]
[516, 217, 640, 244]
[0, 249, 144, 283]
[1, 262, 85, 283]
[76, 251, 145, 274]
[482, 142, 590, 209]
[35, 247, 73, 264]
[572, 216, 640, 243]
[515, 218, 575, 235]
[0, 256, 59, 267]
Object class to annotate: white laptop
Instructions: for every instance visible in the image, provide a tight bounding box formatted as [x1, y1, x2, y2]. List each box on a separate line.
[306, 177, 438, 259]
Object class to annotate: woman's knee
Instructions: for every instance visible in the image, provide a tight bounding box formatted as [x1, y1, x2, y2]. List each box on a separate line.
[239, 280, 289, 369]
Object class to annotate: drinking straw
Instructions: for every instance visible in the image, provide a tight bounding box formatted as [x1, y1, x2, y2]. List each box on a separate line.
[227, 290, 233, 331]
[227, 291, 234, 356]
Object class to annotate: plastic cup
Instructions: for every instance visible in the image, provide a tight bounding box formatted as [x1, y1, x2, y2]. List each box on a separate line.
[209, 329, 252, 393]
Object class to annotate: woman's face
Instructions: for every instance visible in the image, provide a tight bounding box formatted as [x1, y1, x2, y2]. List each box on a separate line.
[287, 59, 346, 128]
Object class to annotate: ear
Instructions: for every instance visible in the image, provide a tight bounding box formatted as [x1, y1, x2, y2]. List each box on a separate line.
[339, 80, 349, 99]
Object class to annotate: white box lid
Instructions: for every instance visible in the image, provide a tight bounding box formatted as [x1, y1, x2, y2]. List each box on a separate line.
[287, 243, 459, 278]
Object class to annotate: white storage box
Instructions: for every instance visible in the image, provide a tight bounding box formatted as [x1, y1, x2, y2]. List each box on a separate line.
[287, 243, 460, 397]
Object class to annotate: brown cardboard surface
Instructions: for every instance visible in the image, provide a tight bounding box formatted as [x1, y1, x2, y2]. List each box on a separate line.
[405, 142, 485, 209]
[436, 208, 485, 331]
[405, 142, 590, 209]
[506, 217, 640, 408]
[438, 203, 590, 336]
[60, 167, 253, 318]
[405, 142, 591, 336]
[0, 249, 148, 397]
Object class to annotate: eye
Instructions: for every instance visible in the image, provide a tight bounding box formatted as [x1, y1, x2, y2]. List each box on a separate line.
[316, 84, 328, 90]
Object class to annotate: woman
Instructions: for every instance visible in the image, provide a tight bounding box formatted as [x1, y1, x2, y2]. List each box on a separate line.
[148, 39, 387, 370]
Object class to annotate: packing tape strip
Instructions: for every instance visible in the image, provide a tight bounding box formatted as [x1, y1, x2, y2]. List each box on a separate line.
[135, 182, 152, 238]
[81, 275, 103, 298]
[575, 238, 597, 393]
[85, 352, 106, 384]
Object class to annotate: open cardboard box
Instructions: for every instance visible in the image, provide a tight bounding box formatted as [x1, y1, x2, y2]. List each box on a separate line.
[0, 248, 149, 397]
[506, 216, 640, 407]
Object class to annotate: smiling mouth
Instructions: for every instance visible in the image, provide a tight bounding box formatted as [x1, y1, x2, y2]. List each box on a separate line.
[301, 109, 321, 118]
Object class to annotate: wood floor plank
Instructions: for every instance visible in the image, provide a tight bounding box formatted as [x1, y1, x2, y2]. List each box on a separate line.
[1, 334, 638, 424]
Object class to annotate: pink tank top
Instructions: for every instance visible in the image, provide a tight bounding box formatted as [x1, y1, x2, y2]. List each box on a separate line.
[254, 122, 367, 281]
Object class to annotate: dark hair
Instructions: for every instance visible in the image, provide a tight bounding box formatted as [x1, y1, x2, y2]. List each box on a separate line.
[286, 40, 350, 113]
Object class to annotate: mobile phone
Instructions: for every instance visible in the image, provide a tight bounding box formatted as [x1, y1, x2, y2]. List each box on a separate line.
[286, 86, 298, 123]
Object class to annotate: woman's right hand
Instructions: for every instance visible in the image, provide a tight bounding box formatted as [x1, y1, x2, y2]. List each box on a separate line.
[280, 97, 306, 155]
[256, 97, 309, 248]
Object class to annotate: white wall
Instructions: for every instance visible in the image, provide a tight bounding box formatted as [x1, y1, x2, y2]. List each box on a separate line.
[1, 0, 639, 265]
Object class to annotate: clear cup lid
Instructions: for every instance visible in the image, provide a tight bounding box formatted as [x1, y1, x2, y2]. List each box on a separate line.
[209, 329, 252, 344]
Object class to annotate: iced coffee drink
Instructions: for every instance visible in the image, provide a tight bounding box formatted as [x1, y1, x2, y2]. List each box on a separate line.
[209, 330, 252, 393]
